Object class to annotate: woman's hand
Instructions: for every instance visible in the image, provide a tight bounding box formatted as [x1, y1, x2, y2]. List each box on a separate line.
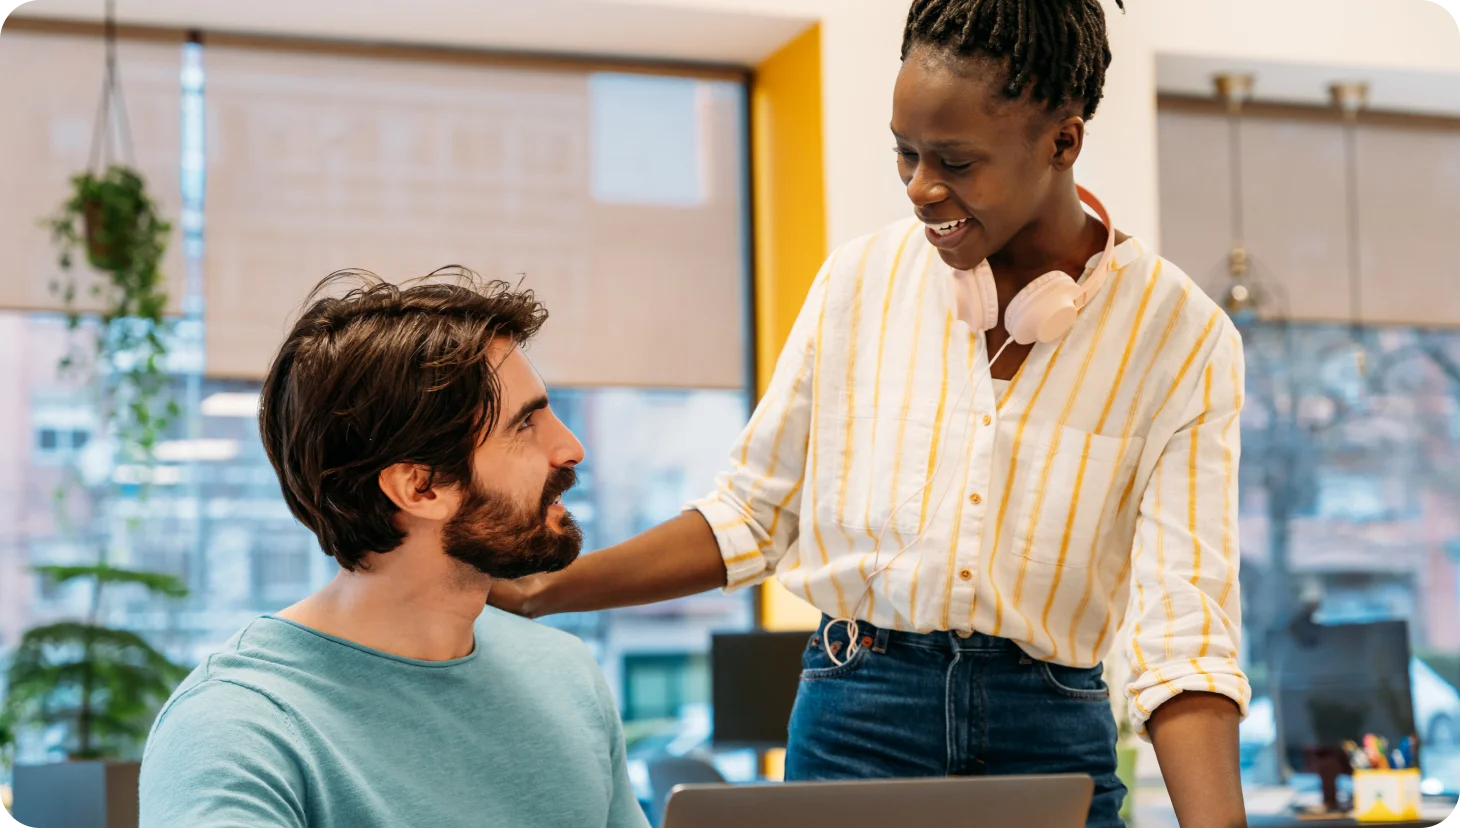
[486, 574, 547, 618]
[484, 512, 729, 618]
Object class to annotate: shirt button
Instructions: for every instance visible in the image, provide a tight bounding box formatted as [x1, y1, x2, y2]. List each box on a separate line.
[982, 414, 992, 426]
[959, 569, 973, 581]
[969, 493, 982, 505]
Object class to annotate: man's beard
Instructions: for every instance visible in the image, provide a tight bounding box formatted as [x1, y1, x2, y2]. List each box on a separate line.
[441, 466, 583, 579]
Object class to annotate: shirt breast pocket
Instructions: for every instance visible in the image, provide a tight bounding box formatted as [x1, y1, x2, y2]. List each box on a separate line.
[1011, 425, 1144, 567]
[813, 400, 937, 541]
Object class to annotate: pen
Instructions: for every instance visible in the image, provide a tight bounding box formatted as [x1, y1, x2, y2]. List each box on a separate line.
[1363, 735, 1382, 769]
[1345, 740, 1370, 770]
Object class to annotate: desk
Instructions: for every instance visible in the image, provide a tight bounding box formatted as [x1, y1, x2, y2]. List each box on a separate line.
[1131, 783, 1455, 827]
[1246, 817, 1440, 828]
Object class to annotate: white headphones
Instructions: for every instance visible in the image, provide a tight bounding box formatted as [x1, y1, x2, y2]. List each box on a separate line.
[955, 185, 1117, 345]
[821, 185, 1118, 666]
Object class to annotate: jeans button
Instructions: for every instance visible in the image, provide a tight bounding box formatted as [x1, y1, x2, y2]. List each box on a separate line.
[956, 630, 973, 639]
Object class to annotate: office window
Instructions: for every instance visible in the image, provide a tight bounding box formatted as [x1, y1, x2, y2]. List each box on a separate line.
[1160, 101, 1460, 797]
[590, 73, 709, 206]
[1234, 321, 1460, 795]
[28, 395, 95, 465]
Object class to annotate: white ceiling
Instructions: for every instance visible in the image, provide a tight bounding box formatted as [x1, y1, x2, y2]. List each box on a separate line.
[1157, 53, 1460, 117]
[9, 0, 816, 66]
[14, 0, 1459, 116]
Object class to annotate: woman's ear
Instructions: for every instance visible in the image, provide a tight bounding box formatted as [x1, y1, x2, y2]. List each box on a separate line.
[1050, 115, 1086, 172]
[378, 463, 459, 523]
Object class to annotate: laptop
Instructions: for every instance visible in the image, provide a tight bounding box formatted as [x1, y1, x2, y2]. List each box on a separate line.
[661, 774, 1093, 828]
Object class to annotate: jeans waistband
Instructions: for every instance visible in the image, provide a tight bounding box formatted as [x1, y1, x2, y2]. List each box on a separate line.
[815, 615, 1020, 655]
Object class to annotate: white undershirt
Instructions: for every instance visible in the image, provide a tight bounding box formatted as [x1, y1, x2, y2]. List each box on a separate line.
[949, 264, 1011, 401]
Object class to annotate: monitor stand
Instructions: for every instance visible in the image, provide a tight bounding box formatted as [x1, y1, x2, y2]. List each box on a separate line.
[1302, 746, 1353, 816]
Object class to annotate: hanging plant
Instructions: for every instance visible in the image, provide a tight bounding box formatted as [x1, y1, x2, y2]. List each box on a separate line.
[42, 0, 177, 466]
[46, 164, 177, 463]
[59, 165, 168, 289]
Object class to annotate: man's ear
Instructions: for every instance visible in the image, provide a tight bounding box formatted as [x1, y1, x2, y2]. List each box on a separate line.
[378, 463, 459, 522]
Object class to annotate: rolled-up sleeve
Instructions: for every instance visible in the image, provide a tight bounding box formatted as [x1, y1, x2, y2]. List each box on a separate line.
[1125, 323, 1251, 737]
[688, 260, 831, 592]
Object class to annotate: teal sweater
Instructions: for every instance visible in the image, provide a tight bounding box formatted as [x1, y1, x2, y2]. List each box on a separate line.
[140, 608, 648, 828]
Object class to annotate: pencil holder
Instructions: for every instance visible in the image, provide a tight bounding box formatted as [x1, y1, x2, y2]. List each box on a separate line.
[1352, 768, 1421, 822]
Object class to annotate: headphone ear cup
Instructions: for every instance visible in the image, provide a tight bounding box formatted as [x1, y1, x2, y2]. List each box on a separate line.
[1005, 271, 1081, 345]
[968, 261, 1000, 333]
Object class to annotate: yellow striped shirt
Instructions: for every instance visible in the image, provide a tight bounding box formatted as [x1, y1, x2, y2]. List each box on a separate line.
[691, 217, 1250, 734]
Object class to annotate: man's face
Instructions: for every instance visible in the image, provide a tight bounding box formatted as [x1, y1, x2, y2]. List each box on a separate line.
[442, 346, 585, 579]
[891, 49, 1064, 271]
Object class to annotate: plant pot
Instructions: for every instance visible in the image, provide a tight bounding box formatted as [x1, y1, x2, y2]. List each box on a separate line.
[82, 198, 112, 271]
[11, 760, 140, 827]
[1116, 741, 1139, 824]
[81, 198, 138, 273]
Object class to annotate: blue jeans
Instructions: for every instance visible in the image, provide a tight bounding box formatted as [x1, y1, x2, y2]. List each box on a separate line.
[785, 616, 1125, 828]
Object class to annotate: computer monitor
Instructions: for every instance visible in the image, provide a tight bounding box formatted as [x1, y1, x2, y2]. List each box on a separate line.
[1269, 617, 1416, 778]
[710, 630, 809, 749]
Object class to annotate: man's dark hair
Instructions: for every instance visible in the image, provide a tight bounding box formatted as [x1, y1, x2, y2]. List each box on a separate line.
[901, 0, 1122, 120]
[258, 267, 547, 571]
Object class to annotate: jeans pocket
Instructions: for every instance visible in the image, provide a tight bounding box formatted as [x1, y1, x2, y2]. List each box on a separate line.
[1038, 661, 1111, 702]
[801, 628, 873, 681]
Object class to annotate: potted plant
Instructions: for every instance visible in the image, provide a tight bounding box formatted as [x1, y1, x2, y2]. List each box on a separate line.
[5, 566, 189, 827]
[68, 166, 163, 275]
[5, 565, 189, 761]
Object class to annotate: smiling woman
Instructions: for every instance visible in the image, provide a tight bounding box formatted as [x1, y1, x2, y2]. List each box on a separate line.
[476, 3, 1248, 828]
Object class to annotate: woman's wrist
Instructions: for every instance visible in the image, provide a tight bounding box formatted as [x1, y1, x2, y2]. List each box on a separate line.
[520, 572, 556, 617]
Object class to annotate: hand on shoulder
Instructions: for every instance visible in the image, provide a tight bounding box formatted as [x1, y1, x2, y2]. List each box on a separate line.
[486, 574, 547, 618]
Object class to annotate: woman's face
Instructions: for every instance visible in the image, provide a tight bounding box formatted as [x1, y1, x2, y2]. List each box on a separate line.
[891, 47, 1080, 271]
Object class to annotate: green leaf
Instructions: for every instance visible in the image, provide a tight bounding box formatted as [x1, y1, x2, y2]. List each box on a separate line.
[30, 564, 189, 598]
[12, 621, 160, 653]
[8, 656, 184, 701]
[6, 622, 191, 709]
